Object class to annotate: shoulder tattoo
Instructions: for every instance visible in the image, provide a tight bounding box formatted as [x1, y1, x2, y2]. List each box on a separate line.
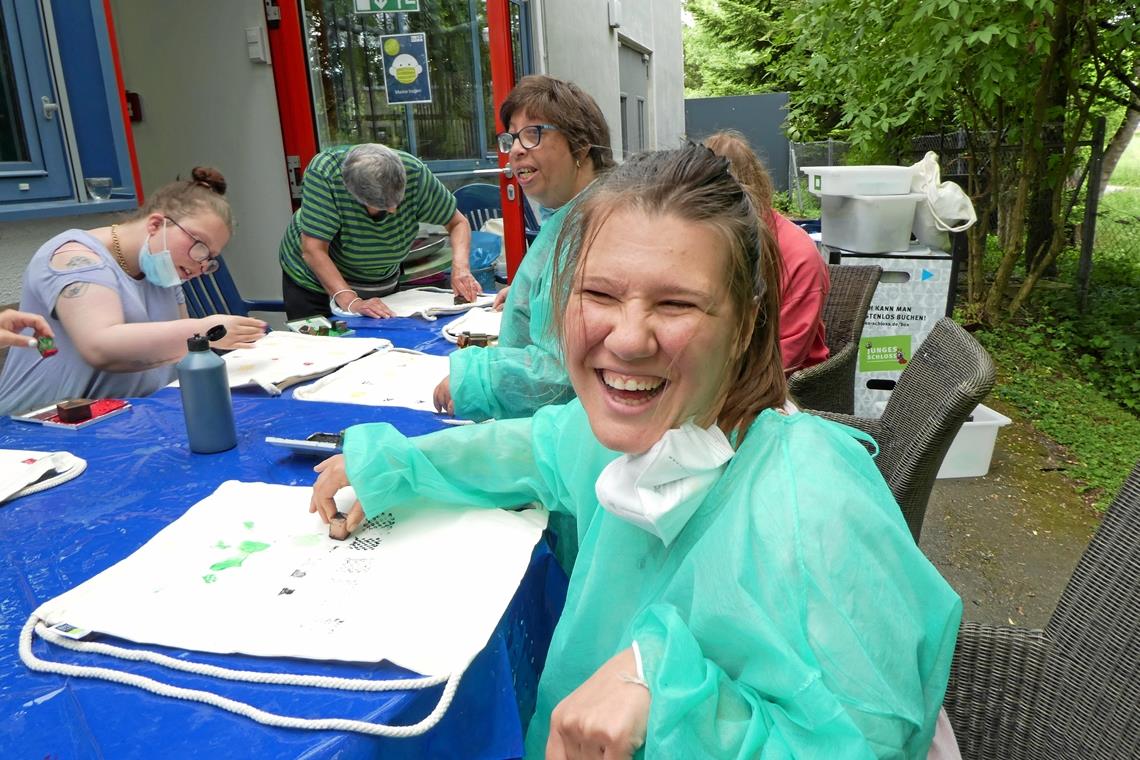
[61, 282, 90, 299]
[65, 254, 96, 269]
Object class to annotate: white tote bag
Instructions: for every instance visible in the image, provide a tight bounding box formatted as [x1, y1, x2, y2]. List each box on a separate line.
[911, 151, 977, 250]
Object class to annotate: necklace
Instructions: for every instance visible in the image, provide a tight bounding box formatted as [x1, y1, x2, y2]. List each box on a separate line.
[110, 224, 132, 275]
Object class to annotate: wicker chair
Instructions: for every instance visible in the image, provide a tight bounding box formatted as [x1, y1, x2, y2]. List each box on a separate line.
[787, 264, 881, 414]
[810, 317, 996, 540]
[943, 460, 1140, 759]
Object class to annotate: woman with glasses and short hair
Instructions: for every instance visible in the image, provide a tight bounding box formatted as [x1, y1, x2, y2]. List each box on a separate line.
[0, 167, 267, 415]
[432, 74, 614, 423]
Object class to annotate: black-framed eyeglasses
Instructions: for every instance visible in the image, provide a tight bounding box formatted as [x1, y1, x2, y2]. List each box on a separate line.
[165, 216, 220, 274]
[497, 124, 559, 154]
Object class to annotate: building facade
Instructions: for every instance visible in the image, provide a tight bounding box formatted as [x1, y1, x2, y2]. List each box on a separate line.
[0, 0, 683, 308]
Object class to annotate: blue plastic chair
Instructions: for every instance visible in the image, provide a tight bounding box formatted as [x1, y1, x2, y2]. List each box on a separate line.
[453, 182, 540, 243]
[181, 257, 285, 318]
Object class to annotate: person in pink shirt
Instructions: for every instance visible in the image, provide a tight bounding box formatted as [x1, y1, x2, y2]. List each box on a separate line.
[705, 131, 830, 374]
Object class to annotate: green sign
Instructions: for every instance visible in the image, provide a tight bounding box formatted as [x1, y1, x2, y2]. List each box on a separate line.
[859, 334, 912, 372]
[355, 0, 420, 13]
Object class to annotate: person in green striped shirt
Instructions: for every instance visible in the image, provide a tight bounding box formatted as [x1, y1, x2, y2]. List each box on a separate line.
[278, 144, 478, 319]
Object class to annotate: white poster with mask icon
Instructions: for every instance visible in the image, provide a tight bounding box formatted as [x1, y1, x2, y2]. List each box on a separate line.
[381, 33, 432, 105]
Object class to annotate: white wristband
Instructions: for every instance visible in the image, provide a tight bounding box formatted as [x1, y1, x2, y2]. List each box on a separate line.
[331, 288, 356, 304]
[346, 297, 363, 314]
[618, 640, 649, 691]
[631, 639, 646, 681]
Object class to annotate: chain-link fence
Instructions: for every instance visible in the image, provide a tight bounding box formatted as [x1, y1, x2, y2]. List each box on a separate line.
[1091, 189, 1140, 264]
[785, 139, 853, 218]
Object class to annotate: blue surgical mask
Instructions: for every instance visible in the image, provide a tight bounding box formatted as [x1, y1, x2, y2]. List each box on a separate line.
[138, 221, 182, 288]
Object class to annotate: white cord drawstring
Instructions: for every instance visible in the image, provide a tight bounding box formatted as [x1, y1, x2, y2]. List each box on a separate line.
[20, 615, 469, 737]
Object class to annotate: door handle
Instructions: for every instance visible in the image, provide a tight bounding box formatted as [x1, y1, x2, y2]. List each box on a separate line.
[41, 96, 60, 120]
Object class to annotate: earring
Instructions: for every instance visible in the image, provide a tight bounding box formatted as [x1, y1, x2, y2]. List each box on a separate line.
[575, 159, 581, 169]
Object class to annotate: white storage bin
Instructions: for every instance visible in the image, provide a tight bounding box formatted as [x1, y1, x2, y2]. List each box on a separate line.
[801, 165, 914, 196]
[821, 192, 924, 253]
[937, 404, 1013, 479]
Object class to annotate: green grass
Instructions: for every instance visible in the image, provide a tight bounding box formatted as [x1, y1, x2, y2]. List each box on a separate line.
[973, 322, 1140, 509]
[1107, 129, 1140, 188]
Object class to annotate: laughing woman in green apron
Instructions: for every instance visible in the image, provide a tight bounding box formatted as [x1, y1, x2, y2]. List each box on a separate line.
[278, 143, 478, 320]
[310, 146, 962, 758]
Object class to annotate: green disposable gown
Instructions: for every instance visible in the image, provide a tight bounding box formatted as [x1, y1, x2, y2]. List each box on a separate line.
[447, 202, 574, 422]
[343, 401, 961, 758]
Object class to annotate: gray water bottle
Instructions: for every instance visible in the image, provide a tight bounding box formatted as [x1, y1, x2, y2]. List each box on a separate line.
[176, 330, 237, 453]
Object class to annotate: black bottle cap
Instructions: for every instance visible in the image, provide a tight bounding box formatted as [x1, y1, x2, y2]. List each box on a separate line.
[187, 334, 210, 351]
[205, 325, 227, 342]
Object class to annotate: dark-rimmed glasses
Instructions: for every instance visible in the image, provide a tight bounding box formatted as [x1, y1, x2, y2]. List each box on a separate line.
[165, 216, 220, 274]
[497, 124, 559, 154]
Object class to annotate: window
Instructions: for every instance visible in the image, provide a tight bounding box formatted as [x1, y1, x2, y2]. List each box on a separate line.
[0, 0, 138, 218]
[0, 0, 71, 203]
[302, 0, 532, 173]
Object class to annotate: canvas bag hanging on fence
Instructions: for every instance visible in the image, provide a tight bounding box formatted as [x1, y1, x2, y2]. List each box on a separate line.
[21, 481, 548, 736]
[911, 150, 977, 250]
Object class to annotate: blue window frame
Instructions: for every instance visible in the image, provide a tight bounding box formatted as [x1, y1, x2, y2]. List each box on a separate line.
[0, 0, 138, 220]
[0, 0, 71, 203]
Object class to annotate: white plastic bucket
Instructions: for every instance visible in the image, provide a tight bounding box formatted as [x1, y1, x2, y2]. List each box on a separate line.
[820, 193, 925, 253]
[937, 404, 1013, 479]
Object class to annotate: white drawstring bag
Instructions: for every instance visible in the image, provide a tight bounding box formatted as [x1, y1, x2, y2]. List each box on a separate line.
[0, 449, 86, 504]
[911, 151, 977, 250]
[22, 481, 548, 736]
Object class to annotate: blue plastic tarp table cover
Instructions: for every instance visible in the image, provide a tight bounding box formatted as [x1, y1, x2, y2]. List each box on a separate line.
[0, 315, 566, 758]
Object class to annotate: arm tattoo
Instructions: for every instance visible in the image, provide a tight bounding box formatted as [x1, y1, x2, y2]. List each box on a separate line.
[61, 282, 90, 299]
[65, 255, 95, 269]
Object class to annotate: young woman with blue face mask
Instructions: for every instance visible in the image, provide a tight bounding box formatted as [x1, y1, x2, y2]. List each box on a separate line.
[309, 146, 961, 758]
[0, 168, 267, 415]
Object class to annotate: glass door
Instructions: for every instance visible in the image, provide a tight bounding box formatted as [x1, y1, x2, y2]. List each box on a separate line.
[301, 0, 531, 177]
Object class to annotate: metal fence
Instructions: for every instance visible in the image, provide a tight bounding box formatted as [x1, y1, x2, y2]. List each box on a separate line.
[786, 139, 853, 217]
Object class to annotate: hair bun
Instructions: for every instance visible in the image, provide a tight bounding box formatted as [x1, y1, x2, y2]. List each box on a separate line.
[190, 166, 227, 196]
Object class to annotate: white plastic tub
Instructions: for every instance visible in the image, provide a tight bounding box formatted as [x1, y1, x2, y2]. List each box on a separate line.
[937, 404, 1013, 479]
[801, 165, 914, 196]
[820, 192, 924, 253]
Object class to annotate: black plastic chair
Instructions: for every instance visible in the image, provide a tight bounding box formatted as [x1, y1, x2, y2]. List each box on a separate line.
[182, 257, 285, 319]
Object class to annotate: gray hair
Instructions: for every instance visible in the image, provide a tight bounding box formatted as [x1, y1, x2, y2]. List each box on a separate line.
[342, 144, 407, 209]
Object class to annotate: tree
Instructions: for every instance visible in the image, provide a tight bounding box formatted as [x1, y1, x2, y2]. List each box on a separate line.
[701, 0, 1140, 323]
[683, 0, 797, 98]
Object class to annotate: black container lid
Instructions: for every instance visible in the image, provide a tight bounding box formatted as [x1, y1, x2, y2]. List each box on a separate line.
[187, 334, 209, 351]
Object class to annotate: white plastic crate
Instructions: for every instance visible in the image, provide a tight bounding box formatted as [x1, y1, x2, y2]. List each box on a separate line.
[937, 404, 1013, 479]
[801, 165, 914, 196]
[820, 193, 925, 253]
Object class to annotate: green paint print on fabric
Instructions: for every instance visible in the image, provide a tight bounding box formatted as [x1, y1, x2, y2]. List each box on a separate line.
[215, 540, 230, 550]
[243, 521, 254, 529]
[209, 541, 271, 573]
[203, 574, 217, 584]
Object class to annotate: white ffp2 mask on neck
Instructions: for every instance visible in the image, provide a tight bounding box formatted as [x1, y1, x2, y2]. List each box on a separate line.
[595, 421, 735, 546]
